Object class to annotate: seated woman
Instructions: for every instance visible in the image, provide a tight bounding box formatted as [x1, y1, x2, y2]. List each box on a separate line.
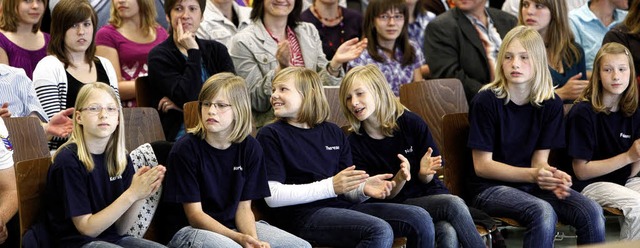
[228, 0, 366, 128]
[257, 67, 434, 247]
[566, 42, 640, 241]
[0, 0, 49, 79]
[519, 0, 588, 102]
[300, 0, 363, 61]
[603, 0, 640, 83]
[163, 73, 311, 248]
[96, 0, 168, 108]
[468, 26, 604, 247]
[347, 0, 423, 96]
[196, 0, 252, 47]
[148, 0, 235, 141]
[33, 0, 119, 149]
[341, 64, 485, 248]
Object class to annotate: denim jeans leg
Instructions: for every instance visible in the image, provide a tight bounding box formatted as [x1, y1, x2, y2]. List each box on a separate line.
[255, 220, 311, 248]
[81, 241, 122, 248]
[351, 202, 435, 248]
[404, 194, 485, 248]
[296, 207, 394, 248]
[535, 188, 605, 245]
[473, 185, 557, 248]
[116, 236, 166, 248]
[434, 221, 457, 248]
[167, 226, 241, 248]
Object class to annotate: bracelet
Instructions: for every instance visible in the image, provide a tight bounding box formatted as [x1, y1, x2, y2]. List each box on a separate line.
[327, 63, 341, 74]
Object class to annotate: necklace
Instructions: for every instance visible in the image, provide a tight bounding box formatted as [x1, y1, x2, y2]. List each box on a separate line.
[311, 5, 343, 23]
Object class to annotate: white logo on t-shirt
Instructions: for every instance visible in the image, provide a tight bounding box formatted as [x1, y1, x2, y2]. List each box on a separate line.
[233, 165, 243, 171]
[325, 146, 340, 150]
[404, 146, 414, 154]
[109, 175, 123, 181]
[620, 133, 631, 139]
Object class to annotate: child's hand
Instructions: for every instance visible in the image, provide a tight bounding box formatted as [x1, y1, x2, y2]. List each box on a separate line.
[556, 73, 588, 101]
[393, 154, 411, 182]
[628, 139, 640, 162]
[419, 148, 442, 177]
[128, 165, 166, 200]
[364, 174, 395, 199]
[333, 166, 368, 194]
[237, 234, 269, 248]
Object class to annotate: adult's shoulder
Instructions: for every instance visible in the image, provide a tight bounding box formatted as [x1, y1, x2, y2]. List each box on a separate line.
[429, 8, 459, 27]
[487, 7, 517, 22]
[36, 55, 63, 66]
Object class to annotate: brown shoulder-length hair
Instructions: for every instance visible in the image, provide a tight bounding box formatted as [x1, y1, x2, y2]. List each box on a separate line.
[48, 0, 97, 69]
[250, 0, 302, 28]
[0, 0, 47, 33]
[624, 0, 640, 34]
[189, 73, 252, 143]
[363, 0, 415, 67]
[517, 0, 581, 73]
[272, 67, 330, 127]
[340, 65, 405, 136]
[109, 0, 158, 37]
[576, 42, 638, 116]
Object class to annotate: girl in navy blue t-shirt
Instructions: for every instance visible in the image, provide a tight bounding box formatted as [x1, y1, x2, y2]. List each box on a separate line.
[257, 67, 434, 247]
[45, 82, 166, 248]
[467, 26, 605, 247]
[162, 73, 310, 248]
[340, 64, 485, 248]
[566, 42, 640, 240]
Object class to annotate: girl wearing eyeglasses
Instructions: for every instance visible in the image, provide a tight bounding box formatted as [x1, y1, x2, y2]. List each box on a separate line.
[45, 82, 166, 248]
[33, 0, 119, 149]
[162, 73, 310, 248]
[347, 0, 424, 96]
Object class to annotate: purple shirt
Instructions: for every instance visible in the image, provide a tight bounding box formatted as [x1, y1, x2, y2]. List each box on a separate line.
[96, 25, 168, 107]
[347, 41, 424, 96]
[0, 32, 50, 79]
[408, 11, 435, 50]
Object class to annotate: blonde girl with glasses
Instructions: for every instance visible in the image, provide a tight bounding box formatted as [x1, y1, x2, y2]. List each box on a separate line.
[347, 0, 425, 96]
[45, 82, 166, 248]
[162, 73, 310, 248]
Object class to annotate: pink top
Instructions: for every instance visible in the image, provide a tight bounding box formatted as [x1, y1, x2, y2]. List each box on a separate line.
[0, 32, 49, 79]
[96, 24, 168, 107]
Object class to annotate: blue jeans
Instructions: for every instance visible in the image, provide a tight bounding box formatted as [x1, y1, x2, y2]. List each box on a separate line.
[81, 236, 165, 248]
[404, 194, 485, 248]
[167, 221, 311, 248]
[295, 203, 434, 248]
[473, 185, 605, 247]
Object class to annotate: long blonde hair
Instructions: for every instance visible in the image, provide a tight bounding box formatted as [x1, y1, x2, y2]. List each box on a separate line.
[189, 73, 252, 143]
[577, 42, 638, 116]
[109, 0, 158, 37]
[481, 26, 555, 107]
[339, 65, 405, 136]
[272, 67, 330, 127]
[55, 83, 127, 177]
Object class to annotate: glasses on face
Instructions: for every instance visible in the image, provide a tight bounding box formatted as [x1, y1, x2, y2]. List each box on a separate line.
[201, 101, 232, 113]
[377, 13, 405, 22]
[80, 104, 120, 115]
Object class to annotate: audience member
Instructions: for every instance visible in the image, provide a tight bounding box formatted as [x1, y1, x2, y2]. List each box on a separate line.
[566, 42, 640, 241]
[569, 0, 628, 73]
[301, 0, 363, 61]
[257, 67, 434, 247]
[603, 0, 640, 81]
[519, 0, 588, 101]
[45, 82, 166, 247]
[228, 0, 366, 127]
[348, 0, 423, 96]
[162, 73, 311, 248]
[148, 0, 235, 141]
[33, 0, 119, 149]
[502, 0, 587, 17]
[96, 0, 168, 108]
[341, 64, 485, 248]
[468, 26, 605, 247]
[48, 0, 168, 29]
[302, 0, 345, 10]
[0, 0, 49, 79]
[406, 0, 435, 52]
[424, 0, 516, 102]
[196, 0, 251, 47]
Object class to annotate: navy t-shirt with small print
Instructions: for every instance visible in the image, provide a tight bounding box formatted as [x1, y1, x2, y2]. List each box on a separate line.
[162, 134, 270, 235]
[467, 90, 565, 196]
[349, 111, 448, 203]
[257, 121, 354, 230]
[45, 143, 134, 248]
[566, 101, 640, 191]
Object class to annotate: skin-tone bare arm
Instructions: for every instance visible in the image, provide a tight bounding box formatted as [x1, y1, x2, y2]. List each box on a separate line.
[235, 201, 270, 248]
[573, 139, 640, 180]
[0, 167, 17, 244]
[72, 166, 164, 237]
[472, 149, 538, 183]
[96, 46, 136, 101]
[389, 154, 411, 199]
[412, 68, 423, 82]
[0, 48, 8, 65]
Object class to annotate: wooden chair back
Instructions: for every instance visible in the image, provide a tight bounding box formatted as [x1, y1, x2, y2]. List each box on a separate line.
[122, 108, 165, 151]
[441, 113, 472, 200]
[2, 117, 50, 163]
[135, 76, 152, 108]
[15, 157, 51, 242]
[324, 86, 349, 128]
[400, 78, 468, 153]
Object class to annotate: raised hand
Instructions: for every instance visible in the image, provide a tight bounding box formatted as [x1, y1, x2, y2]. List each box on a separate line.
[363, 174, 395, 199]
[174, 18, 198, 51]
[419, 148, 442, 181]
[276, 41, 291, 69]
[0, 102, 10, 118]
[46, 108, 74, 137]
[331, 37, 368, 65]
[333, 165, 368, 194]
[394, 154, 411, 182]
[555, 73, 588, 101]
[128, 165, 166, 200]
